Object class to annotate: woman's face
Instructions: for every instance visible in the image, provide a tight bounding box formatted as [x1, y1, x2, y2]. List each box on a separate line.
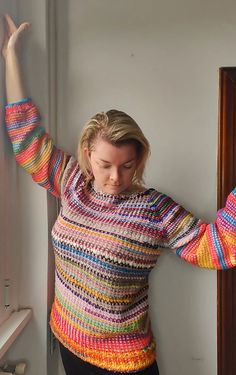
[86, 137, 137, 195]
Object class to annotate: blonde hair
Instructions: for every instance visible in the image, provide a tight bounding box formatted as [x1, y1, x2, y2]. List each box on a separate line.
[78, 109, 150, 187]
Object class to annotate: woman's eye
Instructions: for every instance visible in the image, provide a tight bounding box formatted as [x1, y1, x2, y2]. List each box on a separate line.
[101, 165, 111, 169]
[123, 165, 133, 169]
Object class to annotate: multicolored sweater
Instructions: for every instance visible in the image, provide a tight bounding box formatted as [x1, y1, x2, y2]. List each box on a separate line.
[5, 99, 236, 372]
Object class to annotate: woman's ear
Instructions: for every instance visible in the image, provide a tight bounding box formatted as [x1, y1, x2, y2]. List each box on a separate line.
[83, 147, 93, 179]
[83, 147, 92, 173]
[84, 147, 91, 160]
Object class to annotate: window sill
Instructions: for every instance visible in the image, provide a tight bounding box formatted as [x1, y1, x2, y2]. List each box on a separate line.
[0, 309, 32, 359]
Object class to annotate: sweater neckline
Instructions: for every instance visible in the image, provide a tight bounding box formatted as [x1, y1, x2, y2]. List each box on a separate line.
[89, 180, 149, 200]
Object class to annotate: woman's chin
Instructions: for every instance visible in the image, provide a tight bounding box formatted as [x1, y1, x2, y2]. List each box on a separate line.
[105, 185, 122, 194]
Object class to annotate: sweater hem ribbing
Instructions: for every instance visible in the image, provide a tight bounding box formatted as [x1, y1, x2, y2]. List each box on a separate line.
[50, 319, 157, 373]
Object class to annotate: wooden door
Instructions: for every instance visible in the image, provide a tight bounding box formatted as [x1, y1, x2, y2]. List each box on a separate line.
[217, 67, 236, 375]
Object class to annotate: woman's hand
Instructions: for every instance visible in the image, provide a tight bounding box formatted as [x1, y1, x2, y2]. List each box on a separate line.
[1, 14, 30, 60]
[2, 14, 29, 103]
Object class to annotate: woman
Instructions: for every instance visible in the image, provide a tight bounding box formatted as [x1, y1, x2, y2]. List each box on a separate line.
[2, 14, 236, 375]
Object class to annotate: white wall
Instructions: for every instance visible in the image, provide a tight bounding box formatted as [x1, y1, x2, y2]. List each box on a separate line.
[55, 1, 236, 375]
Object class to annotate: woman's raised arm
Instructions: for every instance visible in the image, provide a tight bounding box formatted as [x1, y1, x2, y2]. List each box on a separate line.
[2, 14, 71, 198]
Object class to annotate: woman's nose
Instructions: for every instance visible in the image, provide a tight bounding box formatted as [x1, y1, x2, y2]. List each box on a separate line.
[110, 168, 120, 182]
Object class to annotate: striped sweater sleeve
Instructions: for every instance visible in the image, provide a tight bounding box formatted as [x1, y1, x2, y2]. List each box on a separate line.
[155, 189, 236, 269]
[5, 98, 70, 198]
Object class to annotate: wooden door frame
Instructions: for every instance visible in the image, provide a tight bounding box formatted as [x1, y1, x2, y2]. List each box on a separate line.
[217, 67, 236, 375]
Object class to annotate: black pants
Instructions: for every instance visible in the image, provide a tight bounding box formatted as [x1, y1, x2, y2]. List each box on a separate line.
[59, 343, 159, 375]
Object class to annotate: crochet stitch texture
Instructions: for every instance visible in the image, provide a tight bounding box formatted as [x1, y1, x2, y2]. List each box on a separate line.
[5, 99, 236, 372]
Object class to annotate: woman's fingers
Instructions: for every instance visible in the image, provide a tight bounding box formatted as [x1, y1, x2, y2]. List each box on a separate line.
[4, 14, 17, 34]
[1, 17, 10, 57]
[17, 22, 30, 35]
[10, 22, 30, 48]
[1, 14, 30, 58]
[4, 14, 30, 38]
